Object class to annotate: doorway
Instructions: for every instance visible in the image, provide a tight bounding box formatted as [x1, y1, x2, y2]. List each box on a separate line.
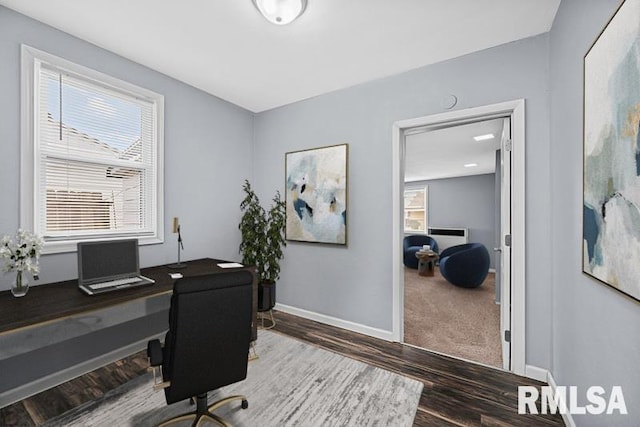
[391, 100, 526, 375]
[403, 117, 504, 368]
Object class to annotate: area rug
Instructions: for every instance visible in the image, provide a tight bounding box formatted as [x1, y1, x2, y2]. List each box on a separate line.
[43, 330, 423, 426]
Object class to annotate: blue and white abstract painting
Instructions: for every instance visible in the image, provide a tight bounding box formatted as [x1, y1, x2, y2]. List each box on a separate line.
[583, 0, 640, 301]
[286, 144, 347, 245]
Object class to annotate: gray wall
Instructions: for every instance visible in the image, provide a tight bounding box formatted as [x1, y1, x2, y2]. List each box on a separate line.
[253, 34, 553, 369]
[550, 0, 639, 425]
[0, 7, 254, 288]
[409, 174, 496, 269]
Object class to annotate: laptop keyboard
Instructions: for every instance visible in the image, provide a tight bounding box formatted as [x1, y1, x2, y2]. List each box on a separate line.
[88, 277, 143, 290]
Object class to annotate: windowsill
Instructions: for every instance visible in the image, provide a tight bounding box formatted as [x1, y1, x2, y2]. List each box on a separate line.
[41, 235, 164, 254]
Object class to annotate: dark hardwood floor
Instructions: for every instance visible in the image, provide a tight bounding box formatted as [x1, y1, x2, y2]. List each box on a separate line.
[1, 310, 564, 426]
[273, 312, 563, 427]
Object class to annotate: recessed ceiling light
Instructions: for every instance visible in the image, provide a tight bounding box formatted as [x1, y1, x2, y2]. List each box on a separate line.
[464, 163, 478, 168]
[473, 133, 495, 141]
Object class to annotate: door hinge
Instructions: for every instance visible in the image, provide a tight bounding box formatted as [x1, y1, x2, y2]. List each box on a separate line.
[504, 139, 512, 152]
[505, 330, 511, 342]
[505, 234, 511, 247]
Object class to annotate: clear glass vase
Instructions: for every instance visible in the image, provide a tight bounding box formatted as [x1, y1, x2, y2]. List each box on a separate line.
[11, 270, 29, 297]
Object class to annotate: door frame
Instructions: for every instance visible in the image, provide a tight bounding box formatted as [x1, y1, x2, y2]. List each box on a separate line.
[499, 116, 512, 371]
[391, 99, 526, 375]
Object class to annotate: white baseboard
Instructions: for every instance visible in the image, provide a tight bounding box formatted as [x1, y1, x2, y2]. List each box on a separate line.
[525, 364, 548, 382]
[522, 366, 576, 427]
[547, 370, 577, 427]
[274, 303, 395, 341]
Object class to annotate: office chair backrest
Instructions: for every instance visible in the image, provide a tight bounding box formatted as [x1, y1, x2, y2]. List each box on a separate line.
[162, 270, 253, 404]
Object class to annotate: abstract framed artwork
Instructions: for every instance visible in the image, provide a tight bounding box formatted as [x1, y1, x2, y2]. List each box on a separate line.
[583, 0, 640, 302]
[285, 144, 348, 245]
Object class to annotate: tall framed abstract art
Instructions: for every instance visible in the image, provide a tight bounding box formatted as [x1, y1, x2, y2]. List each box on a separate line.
[583, 0, 640, 302]
[285, 144, 348, 245]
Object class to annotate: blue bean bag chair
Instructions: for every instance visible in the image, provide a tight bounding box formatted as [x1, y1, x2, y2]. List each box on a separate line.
[403, 235, 439, 269]
[439, 243, 490, 288]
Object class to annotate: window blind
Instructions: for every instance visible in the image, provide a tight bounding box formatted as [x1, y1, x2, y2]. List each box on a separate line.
[36, 62, 157, 240]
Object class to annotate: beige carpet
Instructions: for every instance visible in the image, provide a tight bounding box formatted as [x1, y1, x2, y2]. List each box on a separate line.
[404, 266, 502, 368]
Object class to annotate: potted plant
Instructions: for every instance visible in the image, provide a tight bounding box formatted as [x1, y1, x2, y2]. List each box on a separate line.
[239, 180, 286, 313]
[1, 229, 43, 297]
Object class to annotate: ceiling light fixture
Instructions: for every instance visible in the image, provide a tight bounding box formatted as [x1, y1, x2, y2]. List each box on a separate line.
[252, 0, 308, 25]
[464, 163, 478, 168]
[473, 133, 495, 141]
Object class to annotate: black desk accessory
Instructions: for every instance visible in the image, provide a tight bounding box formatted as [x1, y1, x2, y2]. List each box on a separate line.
[168, 224, 186, 269]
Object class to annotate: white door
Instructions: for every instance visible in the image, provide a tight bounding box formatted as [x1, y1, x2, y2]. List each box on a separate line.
[499, 117, 512, 370]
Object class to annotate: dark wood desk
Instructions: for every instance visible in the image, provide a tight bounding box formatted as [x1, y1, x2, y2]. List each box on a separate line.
[0, 258, 257, 340]
[0, 258, 257, 407]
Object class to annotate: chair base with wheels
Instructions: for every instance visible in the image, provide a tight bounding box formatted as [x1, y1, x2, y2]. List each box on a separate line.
[157, 394, 248, 427]
[148, 337, 251, 427]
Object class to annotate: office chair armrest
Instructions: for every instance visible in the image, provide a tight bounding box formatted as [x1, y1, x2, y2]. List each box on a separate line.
[147, 339, 163, 366]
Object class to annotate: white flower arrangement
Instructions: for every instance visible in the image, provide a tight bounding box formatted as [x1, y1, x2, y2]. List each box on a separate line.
[0, 229, 44, 275]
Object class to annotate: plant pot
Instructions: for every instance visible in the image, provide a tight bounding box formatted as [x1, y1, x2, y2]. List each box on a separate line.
[258, 282, 276, 312]
[11, 271, 29, 298]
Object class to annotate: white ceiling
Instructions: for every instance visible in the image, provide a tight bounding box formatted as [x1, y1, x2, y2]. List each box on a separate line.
[405, 118, 504, 182]
[0, 0, 560, 113]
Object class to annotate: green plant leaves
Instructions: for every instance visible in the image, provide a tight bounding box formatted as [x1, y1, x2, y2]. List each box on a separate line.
[239, 180, 286, 283]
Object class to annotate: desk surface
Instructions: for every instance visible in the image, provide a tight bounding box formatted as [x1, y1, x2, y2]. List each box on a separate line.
[0, 258, 257, 337]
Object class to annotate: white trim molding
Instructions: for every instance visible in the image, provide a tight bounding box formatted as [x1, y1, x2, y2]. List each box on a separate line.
[525, 364, 549, 382]
[547, 370, 577, 427]
[274, 303, 395, 341]
[392, 99, 526, 376]
[524, 365, 576, 427]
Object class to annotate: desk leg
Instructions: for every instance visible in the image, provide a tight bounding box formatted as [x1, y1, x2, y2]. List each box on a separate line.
[251, 272, 258, 342]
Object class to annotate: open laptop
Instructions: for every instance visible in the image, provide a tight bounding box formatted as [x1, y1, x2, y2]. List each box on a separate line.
[77, 239, 155, 295]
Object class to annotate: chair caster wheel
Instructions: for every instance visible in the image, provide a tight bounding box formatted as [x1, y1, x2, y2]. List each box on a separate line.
[241, 399, 249, 409]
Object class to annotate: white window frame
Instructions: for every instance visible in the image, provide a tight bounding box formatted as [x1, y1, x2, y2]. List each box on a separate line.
[20, 45, 164, 254]
[403, 185, 428, 234]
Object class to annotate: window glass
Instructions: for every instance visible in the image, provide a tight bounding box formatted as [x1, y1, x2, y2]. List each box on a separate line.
[404, 187, 428, 233]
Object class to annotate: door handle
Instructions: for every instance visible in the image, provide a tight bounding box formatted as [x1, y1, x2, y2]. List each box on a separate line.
[494, 247, 502, 252]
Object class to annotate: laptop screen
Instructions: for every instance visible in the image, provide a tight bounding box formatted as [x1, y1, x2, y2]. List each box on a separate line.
[78, 239, 140, 284]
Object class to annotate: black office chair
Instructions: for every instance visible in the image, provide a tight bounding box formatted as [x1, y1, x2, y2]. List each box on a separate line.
[147, 271, 253, 426]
